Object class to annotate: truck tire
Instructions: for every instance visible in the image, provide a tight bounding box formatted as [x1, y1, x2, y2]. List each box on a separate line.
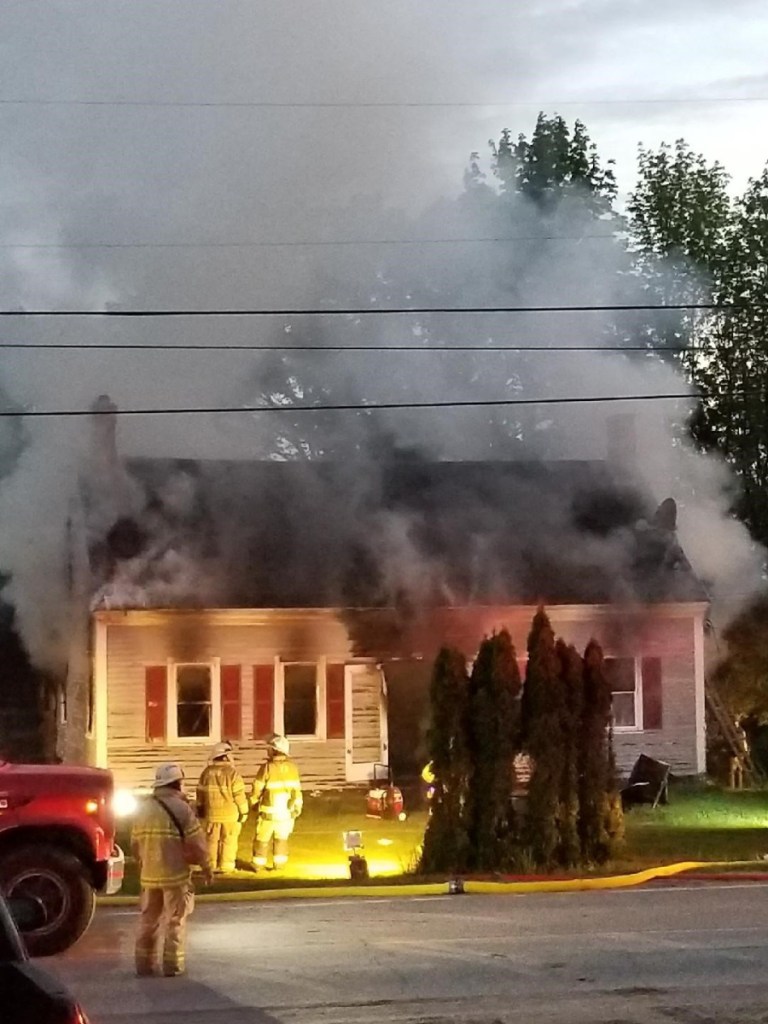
[0, 844, 97, 957]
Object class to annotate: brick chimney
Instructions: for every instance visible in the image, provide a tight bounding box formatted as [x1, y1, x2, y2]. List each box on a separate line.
[90, 394, 119, 468]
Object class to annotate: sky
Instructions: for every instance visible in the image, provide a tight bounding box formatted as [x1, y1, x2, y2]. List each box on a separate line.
[0, 0, 766, 447]
[1, 1, 767, 316]
[1, 0, 767, 665]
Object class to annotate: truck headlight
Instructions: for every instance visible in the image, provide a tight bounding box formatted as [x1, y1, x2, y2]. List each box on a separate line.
[113, 789, 139, 818]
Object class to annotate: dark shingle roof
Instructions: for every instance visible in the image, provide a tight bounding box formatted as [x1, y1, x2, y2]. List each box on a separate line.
[90, 458, 707, 609]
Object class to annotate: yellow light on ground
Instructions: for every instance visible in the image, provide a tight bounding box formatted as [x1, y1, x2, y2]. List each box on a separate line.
[113, 789, 139, 818]
[283, 857, 403, 881]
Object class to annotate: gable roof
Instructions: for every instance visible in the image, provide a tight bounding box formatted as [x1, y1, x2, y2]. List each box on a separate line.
[88, 457, 707, 609]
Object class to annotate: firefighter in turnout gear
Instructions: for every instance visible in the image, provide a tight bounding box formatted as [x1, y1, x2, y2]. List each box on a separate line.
[251, 734, 303, 870]
[196, 742, 249, 873]
[131, 762, 213, 978]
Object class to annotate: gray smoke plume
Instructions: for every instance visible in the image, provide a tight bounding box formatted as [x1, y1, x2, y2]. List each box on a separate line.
[0, 2, 765, 675]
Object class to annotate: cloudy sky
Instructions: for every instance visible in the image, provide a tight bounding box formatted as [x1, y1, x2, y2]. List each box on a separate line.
[0, 0, 767, 439]
[1, 1, 766, 664]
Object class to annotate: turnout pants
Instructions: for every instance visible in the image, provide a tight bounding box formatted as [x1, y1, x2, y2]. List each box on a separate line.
[252, 816, 294, 866]
[135, 885, 191, 977]
[205, 820, 240, 872]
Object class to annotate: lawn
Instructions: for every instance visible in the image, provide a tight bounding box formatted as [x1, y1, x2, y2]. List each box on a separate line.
[117, 789, 428, 895]
[114, 783, 768, 895]
[620, 783, 768, 867]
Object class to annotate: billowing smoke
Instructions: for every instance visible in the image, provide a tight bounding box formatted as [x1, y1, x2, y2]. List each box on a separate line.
[0, 3, 764, 675]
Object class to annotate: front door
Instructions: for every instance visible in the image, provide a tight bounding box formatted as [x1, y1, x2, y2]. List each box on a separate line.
[344, 664, 387, 783]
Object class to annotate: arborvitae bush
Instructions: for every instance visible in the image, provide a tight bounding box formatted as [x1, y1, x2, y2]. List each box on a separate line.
[556, 639, 583, 868]
[419, 647, 471, 874]
[579, 639, 623, 863]
[523, 608, 564, 868]
[466, 629, 522, 871]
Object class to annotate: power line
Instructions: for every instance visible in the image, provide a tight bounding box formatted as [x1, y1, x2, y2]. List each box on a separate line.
[0, 97, 765, 109]
[0, 342, 681, 353]
[0, 303, 737, 317]
[0, 233, 625, 251]
[0, 393, 706, 419]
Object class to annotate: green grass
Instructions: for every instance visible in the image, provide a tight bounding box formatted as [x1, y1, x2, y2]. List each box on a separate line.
[117, 790, 428, 895]
[620, 783, 768, 867]
[114, 783, 768, 895]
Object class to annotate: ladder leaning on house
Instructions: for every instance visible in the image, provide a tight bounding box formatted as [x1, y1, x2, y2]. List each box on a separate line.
[705, 679, 765, 785]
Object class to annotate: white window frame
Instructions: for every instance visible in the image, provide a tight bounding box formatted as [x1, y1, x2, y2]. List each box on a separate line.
[277, 658, 326, 740]
[167, 658, 221, 745]
[606, 656, 642, 733]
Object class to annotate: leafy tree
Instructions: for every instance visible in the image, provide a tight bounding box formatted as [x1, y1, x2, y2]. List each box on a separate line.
[628, 140, 732, 363]
[628, 142, 768, 550]
[466, 630, 522, 871]
[491, 114, 618, 215]
[522, 608, 564, 867]
[419, 647, 471, 874]
[710, 592, 768, 718]
[579, 640, 621, 864]
[693, 167, 768, 545]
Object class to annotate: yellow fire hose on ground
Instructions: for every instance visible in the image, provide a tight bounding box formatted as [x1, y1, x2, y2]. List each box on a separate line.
[100, 860, 759, 906]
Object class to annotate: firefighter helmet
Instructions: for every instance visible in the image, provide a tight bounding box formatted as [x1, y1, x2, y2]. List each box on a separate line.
[210, 741, 233, 761]
[267, 734, 290, 756]
[153, 762, 185, 788]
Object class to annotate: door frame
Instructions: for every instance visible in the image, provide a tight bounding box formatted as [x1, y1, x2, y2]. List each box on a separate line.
[344, 663, 387, 783]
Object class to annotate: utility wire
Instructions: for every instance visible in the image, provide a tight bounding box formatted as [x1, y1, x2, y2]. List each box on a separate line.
[0, 303, 739, 317]
[0, 393, 710, 419]
[0, 234, 625, 250]
[0, 342, 683, 353]
[0, 97, 765, 109]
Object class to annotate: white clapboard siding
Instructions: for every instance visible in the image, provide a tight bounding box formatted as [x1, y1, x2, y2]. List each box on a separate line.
[102, 613, 359, 790]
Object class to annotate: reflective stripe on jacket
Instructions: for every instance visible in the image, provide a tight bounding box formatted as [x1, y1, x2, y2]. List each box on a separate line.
[251, 755, 303, 821]
[131, 787, 210, 887]
[196, 761, 249, 823]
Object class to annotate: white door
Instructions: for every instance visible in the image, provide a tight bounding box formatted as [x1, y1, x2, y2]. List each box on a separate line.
[344, 665, 387, 783]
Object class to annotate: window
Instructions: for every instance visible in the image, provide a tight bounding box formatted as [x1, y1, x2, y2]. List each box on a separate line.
[175, 664, 213, 739]
[605, 658, 639, 729]
[283, 663, 318, 736]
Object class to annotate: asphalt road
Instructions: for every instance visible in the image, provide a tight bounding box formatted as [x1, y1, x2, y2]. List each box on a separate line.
[51, 883, 768, 1024]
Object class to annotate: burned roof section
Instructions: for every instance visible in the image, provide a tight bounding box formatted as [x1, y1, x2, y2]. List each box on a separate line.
[90, 457, 707, 610]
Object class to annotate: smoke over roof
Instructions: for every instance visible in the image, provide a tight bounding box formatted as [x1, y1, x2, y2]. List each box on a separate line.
[88, 451, 706, 612]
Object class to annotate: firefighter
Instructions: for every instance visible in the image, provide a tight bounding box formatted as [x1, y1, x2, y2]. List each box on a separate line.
[131, 762, 213, 978]
[196, 742, 250, 873]
[251, 734, 303, 870]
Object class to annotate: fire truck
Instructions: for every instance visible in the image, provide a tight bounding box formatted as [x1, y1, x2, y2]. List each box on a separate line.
[0, 761, 124, 956]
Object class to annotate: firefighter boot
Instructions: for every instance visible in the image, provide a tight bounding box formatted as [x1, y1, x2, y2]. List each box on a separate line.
[273, 836, 289, 869]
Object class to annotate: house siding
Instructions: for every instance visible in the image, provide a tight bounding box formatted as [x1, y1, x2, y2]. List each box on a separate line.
[397, 604, 704, 777]
[101, 615, 377, 790]
[97, 603, 706, 789]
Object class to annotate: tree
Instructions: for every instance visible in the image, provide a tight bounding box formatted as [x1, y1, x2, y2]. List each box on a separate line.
[522, 608, 564, 867]
[466, 630, 522, 871]
[419, 647, 471, 874]
[628, 142, 768, 550]
[491, 114, 618, 215]
[710, 593, 768, 718]
[556, 639, 583, 867]
[693, 167, 768, 546]
[579, 640, 621, 864]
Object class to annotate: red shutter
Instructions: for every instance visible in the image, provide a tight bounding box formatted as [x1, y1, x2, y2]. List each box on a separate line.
[220, 665, 242, 741]
[145, 666, 167, 741]
[642, 657, 663, 730]
[253, 664, 275, 739]
[326, 663, 346, 740]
